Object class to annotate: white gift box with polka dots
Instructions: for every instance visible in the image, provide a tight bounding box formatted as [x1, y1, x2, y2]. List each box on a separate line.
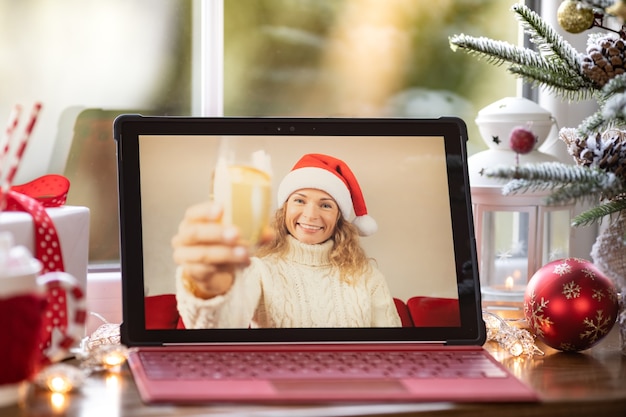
[0, 206, 90, 336]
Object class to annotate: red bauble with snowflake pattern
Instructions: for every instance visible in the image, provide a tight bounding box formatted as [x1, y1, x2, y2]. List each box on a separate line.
[524, 258, 619, 352]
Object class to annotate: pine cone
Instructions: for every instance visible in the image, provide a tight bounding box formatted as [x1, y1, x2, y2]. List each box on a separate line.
[560, 127, 626, 179]
[580, 35, 626, 88]
[559, 127, 588, 165]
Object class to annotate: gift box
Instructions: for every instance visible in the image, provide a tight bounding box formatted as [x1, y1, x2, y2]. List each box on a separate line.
[0, 206, 90, 288]
[0, 205, 90, 358]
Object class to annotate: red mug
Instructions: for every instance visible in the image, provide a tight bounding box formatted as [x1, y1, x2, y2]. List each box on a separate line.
[0, 233, 85, 406]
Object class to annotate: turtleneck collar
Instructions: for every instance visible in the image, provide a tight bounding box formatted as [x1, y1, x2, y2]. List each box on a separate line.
[284, 235, 333, 266]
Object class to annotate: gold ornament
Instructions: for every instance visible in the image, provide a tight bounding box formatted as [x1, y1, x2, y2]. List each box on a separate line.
[557, 0, 595, 33]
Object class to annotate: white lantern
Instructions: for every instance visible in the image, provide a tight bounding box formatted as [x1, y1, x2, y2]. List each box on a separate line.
[469, 97, 574, 306]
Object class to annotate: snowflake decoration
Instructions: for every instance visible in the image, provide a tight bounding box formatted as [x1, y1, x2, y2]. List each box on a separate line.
[592, 288, 606, 302]
[562, 280, 581, 299]
[552, 261, 572, 276]
[524, 291, 552, 338]
[496, 249, 512, 261]
[581, 268, 596, 280]
[580, 310, 613, 345]
[548, 248, 565, 261]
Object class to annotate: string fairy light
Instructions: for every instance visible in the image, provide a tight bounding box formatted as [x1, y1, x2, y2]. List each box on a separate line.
[34, 315, 128, 394]
[483, 310, 544, 357]
[75, 314, 127, 372]
[34, 363, 87, 394]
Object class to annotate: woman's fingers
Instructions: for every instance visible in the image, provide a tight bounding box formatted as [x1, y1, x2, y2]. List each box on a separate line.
[171, 200, 253, 298]
[181, 264, 237, 298]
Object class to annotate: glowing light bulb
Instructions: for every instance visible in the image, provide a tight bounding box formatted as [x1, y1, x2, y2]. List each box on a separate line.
[97, 345, 128, 372]
[35, 363, 87, 394]
[103, 351, 126, 368]
[509, 342, 524, 357]
[46, 375, 73, 394]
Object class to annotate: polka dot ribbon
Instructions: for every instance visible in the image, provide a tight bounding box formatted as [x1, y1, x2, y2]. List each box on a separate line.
[3, 174, 71, 350]
[38, 272, 87, 365]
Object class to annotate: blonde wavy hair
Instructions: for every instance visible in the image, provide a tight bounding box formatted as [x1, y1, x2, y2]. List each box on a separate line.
[255, 205, 372, 284]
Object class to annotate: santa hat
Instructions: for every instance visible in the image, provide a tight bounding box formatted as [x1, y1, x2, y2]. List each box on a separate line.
[277, 153, 378, 236]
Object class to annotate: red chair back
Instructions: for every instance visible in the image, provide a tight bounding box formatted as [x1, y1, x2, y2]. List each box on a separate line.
[407, 296, 461, 327]
[144, 294, 185, 329]
[393, 298, 414, 327]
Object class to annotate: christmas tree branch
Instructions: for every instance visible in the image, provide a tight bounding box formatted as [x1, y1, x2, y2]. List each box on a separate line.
[449, 4, 598, 100]
[578, 110, 613, 135]
[572, 197, 626, 226]
[578, 105, 626, 134]
[449, 35, 547, 68]
[512, 4, 583, 76]
[509, 64, 592, 96]
[482, 162, 624, 204]
[484, 162, 611, 184]
[575, 74, 626, 133]
[543, 180, 613, 204]
[449, 33, 592, 98]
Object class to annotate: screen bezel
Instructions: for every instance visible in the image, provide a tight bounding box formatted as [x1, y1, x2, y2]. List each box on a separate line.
[113, 115, 485, 346]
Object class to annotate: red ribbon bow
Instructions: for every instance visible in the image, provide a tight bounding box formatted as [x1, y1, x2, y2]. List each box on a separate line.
[2, 174, 70, 349]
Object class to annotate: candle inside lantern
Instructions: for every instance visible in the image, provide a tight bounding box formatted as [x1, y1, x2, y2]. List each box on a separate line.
[488, 270, 525, 291]
[482, 268, 526, 302]
[505, 276, 515, 290]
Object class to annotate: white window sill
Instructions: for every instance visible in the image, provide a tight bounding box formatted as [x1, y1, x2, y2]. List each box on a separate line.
[85, 270, 122, 335]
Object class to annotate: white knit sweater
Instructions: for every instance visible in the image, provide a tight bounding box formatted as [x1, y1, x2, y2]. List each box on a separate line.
[176, 236, 402, 329]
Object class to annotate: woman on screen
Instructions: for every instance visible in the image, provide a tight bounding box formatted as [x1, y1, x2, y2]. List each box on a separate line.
[171, 153, 401, 328]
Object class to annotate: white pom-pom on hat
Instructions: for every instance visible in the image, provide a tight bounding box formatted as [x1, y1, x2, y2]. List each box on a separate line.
[277, 153, 377, 236]
[352, 214, 378, 236]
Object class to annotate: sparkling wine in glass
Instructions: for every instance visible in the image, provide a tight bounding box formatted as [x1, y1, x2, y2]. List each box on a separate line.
[212, 144, 272, 246]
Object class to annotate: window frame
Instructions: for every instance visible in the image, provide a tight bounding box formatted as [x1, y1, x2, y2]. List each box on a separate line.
[192, 0, 224, 117]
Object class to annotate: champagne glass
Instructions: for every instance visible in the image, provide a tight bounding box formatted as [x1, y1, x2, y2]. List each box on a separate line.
[212, 139, 272, 246]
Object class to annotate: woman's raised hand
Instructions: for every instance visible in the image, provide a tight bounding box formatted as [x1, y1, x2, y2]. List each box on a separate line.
[171, 201, 250, 299]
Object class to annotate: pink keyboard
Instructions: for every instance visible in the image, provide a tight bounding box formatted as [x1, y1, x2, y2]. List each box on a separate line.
[137, 349, 508, 380]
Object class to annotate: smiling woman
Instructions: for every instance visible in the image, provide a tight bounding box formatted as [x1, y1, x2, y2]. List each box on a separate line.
[172, 152, 403, 329]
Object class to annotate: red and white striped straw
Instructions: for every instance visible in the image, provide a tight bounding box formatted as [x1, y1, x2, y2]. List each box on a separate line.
[2, 102, 42, 189]
[0, 104, 23, 183]
[2, 103, 41, 200]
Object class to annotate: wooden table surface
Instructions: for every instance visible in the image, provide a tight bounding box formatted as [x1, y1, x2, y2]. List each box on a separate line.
[3, 327, 625, 417]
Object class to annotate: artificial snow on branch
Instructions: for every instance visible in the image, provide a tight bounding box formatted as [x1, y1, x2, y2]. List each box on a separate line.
[449, 4, 595, 101]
